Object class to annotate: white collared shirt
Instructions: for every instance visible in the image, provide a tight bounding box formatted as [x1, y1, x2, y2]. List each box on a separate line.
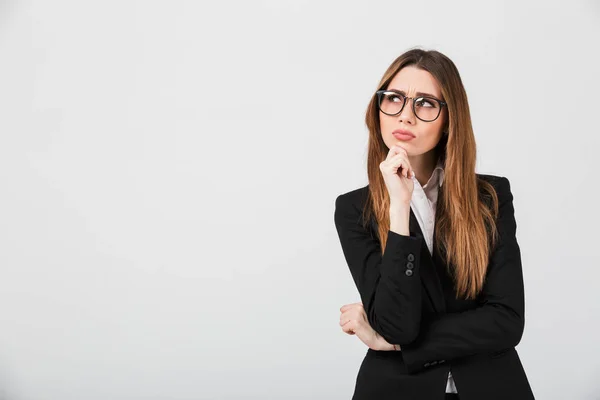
[409, 159, 458, 394]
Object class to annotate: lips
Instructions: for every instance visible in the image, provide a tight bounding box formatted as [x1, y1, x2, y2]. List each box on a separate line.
[393, 133, 415, 141]
[392, 129, 416, 141]
[392, 129, 415, 138]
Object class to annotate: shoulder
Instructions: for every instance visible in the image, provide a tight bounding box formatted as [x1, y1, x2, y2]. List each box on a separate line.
[334, 184, 370, 212]
[334, 185, 372, 229]
[477, 173, 512, 199]
[334, 175, 514, 209]
[477, 172, 506, 186]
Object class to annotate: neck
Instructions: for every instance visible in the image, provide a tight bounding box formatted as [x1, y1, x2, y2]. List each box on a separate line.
[409, 148, 439, 188]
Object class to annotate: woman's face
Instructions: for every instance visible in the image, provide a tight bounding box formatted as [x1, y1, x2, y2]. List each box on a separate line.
[379, 66, 447, 156]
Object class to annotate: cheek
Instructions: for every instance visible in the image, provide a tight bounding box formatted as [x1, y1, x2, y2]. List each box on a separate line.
[379, 115, 391, 133]
[423, 129, 443, 145]
[379, 113, 387, 125]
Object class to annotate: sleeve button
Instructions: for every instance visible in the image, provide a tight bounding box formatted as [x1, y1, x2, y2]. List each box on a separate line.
[405, 269, 413, 276]
[406, 262, 414, 269]
[407, 254, 415, 261]
[424, 362, 430, 367]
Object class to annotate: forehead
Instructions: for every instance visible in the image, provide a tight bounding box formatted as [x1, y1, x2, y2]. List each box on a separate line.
[386, 66, 442, 98]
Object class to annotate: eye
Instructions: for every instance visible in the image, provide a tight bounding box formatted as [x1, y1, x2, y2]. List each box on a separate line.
[385, 93, 404, 103]
[415, 97, 437, 108]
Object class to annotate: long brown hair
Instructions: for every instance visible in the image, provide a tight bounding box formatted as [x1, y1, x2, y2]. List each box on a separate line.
[362, 48, 500, 300]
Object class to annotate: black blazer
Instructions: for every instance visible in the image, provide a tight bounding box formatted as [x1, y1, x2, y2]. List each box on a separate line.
[334, 174, 535, 400]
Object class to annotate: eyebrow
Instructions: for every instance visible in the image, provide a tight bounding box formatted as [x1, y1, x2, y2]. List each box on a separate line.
[386, 88, 441, 99]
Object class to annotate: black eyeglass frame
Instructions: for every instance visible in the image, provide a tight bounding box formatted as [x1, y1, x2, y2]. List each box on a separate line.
[376, 89, 448, 122]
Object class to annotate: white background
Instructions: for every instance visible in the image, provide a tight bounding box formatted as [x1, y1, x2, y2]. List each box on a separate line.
[1, 1, 599, 399]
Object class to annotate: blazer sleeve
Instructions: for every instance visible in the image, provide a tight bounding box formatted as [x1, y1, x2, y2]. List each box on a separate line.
[334, 192, 424, 344]
[400, 176, 526, 374]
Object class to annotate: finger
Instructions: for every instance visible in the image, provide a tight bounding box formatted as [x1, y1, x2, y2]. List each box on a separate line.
[387, 144, 415, 177]
[340, 307, 363, 325]
[340, 302, 362, 312]
[389, 154, 408, 178]
[386, 143, 408, 161]
[390, 153, 416, 179]
[341, 320, 356, 334]
[383, 154, 412, 178]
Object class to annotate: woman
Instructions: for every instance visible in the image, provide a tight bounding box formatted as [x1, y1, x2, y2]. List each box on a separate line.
[333, 48, 535, 400]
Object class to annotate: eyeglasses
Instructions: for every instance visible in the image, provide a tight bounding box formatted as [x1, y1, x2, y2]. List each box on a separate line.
[376, 90, 447, 122]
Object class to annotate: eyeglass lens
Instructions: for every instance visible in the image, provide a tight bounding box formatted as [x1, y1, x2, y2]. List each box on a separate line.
[379, 91, 441, 121]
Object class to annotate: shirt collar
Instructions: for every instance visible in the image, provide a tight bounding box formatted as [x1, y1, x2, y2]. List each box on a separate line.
[422, 158, 445, 189]
[436, 158, 445, 188]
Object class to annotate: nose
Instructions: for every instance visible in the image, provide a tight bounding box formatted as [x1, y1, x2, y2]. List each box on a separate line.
[398, 97, 416, 124]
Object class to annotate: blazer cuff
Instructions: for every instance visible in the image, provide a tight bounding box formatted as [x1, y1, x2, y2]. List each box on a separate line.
[380, 230, 424, 282]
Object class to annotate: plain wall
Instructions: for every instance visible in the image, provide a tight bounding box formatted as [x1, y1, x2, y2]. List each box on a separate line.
[0, 1, 599, 399]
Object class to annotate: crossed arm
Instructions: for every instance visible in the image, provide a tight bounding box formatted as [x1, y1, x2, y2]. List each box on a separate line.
[334, 177, 526, 374]
[334, 194, 425, 345]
